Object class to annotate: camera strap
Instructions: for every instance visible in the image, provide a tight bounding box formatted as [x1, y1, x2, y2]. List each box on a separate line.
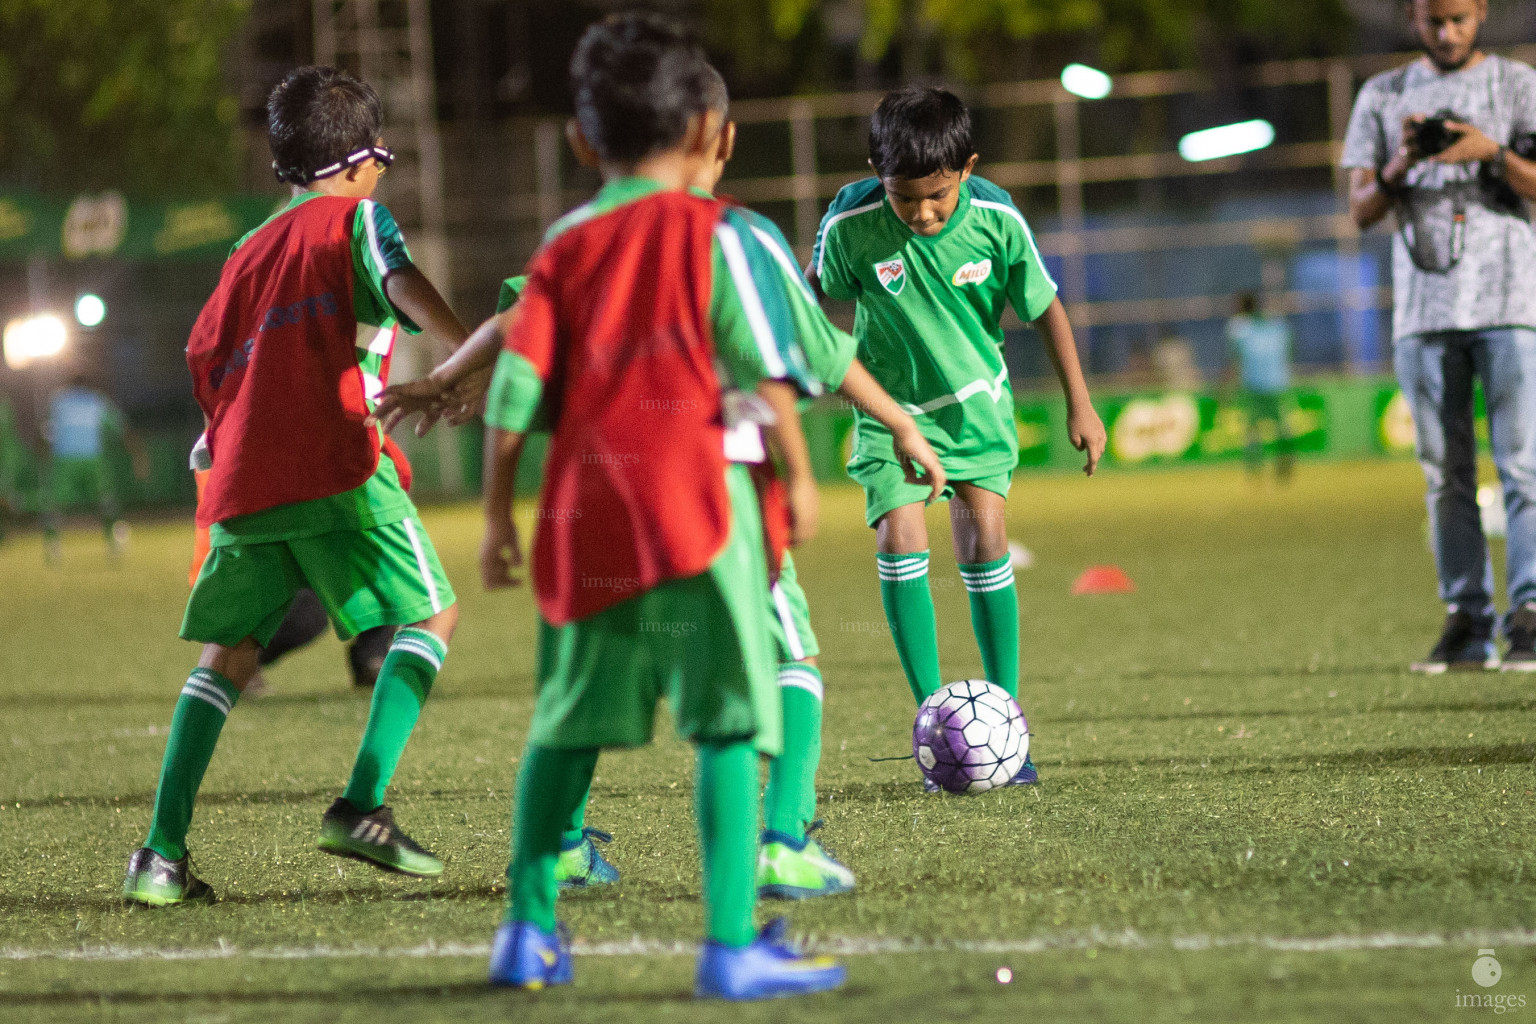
[1399, 189, 1466, 274]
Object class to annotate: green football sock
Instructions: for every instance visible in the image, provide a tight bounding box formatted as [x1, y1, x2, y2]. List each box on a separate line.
[696, 740, 758, 948]
[144, 668, 240, 862]
[341, 627, 446, 813]
[763, 663, 822, 841]
[562, 777, 592, 847]
[877, 552, 942, 702]
[959, 554, 1019, 698]
[506, 745, 599, 930]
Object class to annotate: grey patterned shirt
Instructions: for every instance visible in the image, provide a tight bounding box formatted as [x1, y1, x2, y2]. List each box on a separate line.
[1341, 55, 1536, 341]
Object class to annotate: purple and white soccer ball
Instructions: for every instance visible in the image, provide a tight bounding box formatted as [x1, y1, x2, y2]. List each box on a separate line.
[912, 680, 1029, 794]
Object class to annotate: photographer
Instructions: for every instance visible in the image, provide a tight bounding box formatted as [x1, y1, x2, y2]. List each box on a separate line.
[1343, 0, 1536, 673]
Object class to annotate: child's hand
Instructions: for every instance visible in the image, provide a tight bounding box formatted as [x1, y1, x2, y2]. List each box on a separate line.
[439, 366, 494, 426]
[787, 471, 820, 547]
[894, 425, 947, 504]
[371, 378, 453, 435]
[1069, 401, 1107, 476]
[480, 513, 523, 590]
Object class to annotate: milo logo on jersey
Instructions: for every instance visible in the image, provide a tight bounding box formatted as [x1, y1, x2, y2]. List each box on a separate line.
[952, 259, 992, 287]
[874, 257, 906, 296]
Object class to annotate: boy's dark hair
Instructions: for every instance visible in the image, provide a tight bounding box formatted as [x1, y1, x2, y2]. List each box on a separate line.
[1236, 292, 1259, 315]
[267, 66, 383, 184]
[569, 13, 719, 163]
[869, 86, 975, 180]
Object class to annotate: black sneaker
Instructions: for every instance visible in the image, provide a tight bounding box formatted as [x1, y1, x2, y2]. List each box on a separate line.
[1410, 609, 1498, 674]
[1503, 604, 1536, 672]
[317, 798, 444, 877]
[122, 847, 214, 906]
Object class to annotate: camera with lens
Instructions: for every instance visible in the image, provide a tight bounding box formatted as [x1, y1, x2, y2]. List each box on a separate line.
[1413, 109, 1464, 156]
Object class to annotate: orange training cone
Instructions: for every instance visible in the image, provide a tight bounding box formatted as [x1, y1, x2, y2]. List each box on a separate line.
[1072, 565, 1136, 595]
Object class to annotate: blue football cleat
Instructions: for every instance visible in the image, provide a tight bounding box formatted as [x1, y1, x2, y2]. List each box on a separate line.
[1007, 752, 1039, 786]
[487, 921, 573, 989]
[555, 827, 620, 889]
[695, 919, 846, 1000]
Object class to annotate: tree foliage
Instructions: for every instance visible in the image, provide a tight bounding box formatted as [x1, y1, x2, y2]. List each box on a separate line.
[0, 0, 249, 196]
[705, 0, 1353, 86]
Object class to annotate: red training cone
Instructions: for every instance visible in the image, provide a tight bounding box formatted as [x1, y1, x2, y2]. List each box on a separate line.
[1072, 565, 1136, 595]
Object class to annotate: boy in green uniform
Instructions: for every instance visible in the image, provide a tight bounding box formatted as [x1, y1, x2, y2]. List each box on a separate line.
[122, 66, 474, 905]
[809, 86, 1107, 789]
[405, 14, 847, 999]
[386, 76, 947, 903]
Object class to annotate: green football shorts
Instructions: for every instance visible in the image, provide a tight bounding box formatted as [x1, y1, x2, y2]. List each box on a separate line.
[46, 456, 117, 514]
[527, 464, 782, 756]
[849, 453, 1014, 528]
[769, 551, 819, 663]
[181, 513, 455, 646]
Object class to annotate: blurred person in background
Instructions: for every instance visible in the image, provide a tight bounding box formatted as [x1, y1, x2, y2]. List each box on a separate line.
[1225, 292, 1294, 482]
[41, 371, 142, 562]
[1342, 0, 1536, 673]
[0, 392, 20, 542]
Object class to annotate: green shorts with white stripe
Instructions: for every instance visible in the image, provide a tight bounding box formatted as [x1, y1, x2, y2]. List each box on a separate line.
[769, 551, 820, 663]
[180, 513, 455, 646]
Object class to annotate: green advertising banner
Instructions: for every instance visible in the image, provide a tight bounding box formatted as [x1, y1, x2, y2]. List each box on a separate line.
[795, 377, 1448, 485]
[0, 192, 280, 263]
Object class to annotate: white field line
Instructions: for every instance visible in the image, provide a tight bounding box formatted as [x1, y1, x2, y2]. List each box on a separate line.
[4, 928, 1536, 964]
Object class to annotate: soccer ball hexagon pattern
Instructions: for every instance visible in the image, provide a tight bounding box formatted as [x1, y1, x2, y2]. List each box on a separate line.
[912, 679, 1029, 793]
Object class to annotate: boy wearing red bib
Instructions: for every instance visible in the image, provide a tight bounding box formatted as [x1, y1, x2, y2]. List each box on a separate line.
[123, 66, 474, 905]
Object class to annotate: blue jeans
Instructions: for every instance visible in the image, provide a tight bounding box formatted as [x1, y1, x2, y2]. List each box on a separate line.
[1394, 327, 1536, 620]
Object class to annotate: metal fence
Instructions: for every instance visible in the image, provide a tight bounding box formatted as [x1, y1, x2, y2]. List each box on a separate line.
[512, 45, 1536, 377]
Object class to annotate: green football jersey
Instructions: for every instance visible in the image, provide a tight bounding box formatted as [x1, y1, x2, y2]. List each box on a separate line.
[209, 193, 422, 546]
[812, 176, 1057, 478]
[485, 177, 821, 438]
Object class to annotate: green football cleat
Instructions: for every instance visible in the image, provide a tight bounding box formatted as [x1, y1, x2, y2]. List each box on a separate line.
[554, 828, 620, 889]
[757, 828, 855, 900]
[317, 798, 444, 877]
[122, 847, 215, 906]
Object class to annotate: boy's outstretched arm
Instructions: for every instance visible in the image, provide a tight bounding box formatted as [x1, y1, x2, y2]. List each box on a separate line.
[385, 265, 471, 352]
[1035, 297, 1106, 476]
[481, 425, 526, 590]
[380, 267, 490, 429]
[756, 379, 819, 547]
[836, 359, 946, 502]
[373, 311, 510, 434]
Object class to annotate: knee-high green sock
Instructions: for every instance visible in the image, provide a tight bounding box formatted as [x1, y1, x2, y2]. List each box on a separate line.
[144, 668, 240, 861]
[959, 555, 1019, 698]
[877, 552, 942, 702]
[562, 777, 592, 847]
[342, 627, 446, 812]
[763, 663, 822, 841]
[696, 740, 759, 948]
[506, 745, 599, 929]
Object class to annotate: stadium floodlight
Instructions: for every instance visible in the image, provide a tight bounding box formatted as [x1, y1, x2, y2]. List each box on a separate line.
[3, 313, 68, 370]
[75, 293, 106, 328]
[1060, 63, 1113, 100]
[1178, 119, 1276, 162]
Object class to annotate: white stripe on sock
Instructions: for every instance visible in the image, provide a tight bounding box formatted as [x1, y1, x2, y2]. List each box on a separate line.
[390, 633, 445, 671]
[778, 669, 824, 701]
[181, 679, 231, 716]
[879, 566, 930, 582]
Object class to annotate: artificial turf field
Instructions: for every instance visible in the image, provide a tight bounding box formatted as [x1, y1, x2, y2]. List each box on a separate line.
[2, 458, 1534, 1023]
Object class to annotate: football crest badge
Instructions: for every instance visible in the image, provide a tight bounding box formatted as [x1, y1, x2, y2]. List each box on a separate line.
[874, 256, 906, 296]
